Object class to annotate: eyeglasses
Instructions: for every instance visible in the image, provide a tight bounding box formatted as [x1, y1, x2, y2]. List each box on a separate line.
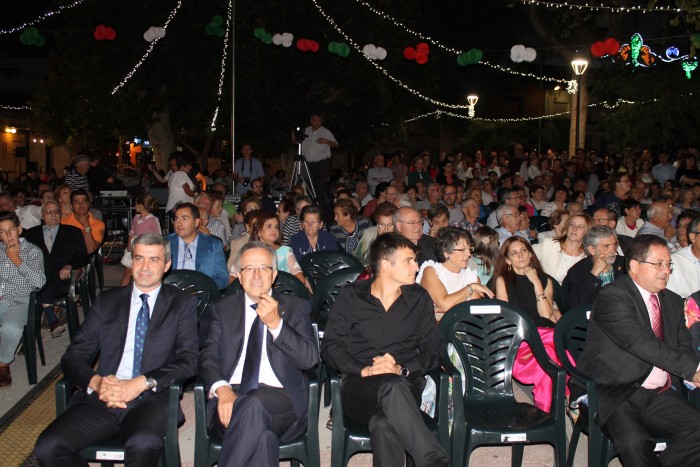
[592, 218, 609, 224]
[452, 246, 474, 253]
[637, 260, 673, 271]
[506, 196, 522, 201]
[397, 219, 424, 227]
[377, 223, 394, 229]
[43, 209, 60, 215]
[240, 265, 274, 275]
[443, 191, 457, 196]
[183, 243, 193, 260]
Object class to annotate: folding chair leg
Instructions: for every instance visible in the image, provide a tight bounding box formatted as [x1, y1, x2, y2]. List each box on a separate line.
[511, 444, 524, 467]
[22, 329, 37, 385]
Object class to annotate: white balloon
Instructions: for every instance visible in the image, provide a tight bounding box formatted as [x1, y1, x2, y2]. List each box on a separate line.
[377, 47, 387, 60]
[143, 27, 156, 42]
[282, 32, 293, 42]
[273, 33, 283, 46]
[525, 47, 537, 62]
[510, 44, 526, 62]
[154, 27, 165, 39]
[282, 38, 292, 47]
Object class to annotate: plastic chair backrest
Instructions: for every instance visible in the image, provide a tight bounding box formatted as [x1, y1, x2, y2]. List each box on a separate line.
[439, 298, 544, 401]
[163, 269, 221, 320]
[311, 268, 361, 330]
[530, 215, 550, 233]
[553, 304, 591, 375]
[299, 250, 364, 291]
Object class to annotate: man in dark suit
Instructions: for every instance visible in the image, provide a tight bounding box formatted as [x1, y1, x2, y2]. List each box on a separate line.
[24, 200, 89, 337]
[578, 234, 700, 466]
[167, 202, 228, 289]
[35, 233, 199, 466]
[563, 225, 626, 308]
[199, 241, 318, 467]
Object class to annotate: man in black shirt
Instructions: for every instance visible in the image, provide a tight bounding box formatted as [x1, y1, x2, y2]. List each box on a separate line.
[321, 233, 448, 467]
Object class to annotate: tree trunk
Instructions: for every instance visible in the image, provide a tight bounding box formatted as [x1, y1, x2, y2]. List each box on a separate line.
[148, 107, 176, 168]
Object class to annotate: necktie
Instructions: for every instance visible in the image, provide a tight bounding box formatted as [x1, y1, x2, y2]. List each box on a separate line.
[239, 304, 264, 394]
[649, 294, 671, 391]
[132, 294, 150, 378]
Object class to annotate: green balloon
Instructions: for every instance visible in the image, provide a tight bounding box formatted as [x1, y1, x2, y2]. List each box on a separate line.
[19, 33, 31, 45]
[262, 33, 273, 44]
[456, 54, 467, 66]
[253, 27, 265, 39]
[212, 15, 224, 27]
[35, 35, 46, 47]
[471, 48, 483, 63]
[205, 24, 215, 36]
[338, 45, 350, 58]
[26, 27, 39, 41]
[215, 27, 225, 38]
[328, 42, 336, 53]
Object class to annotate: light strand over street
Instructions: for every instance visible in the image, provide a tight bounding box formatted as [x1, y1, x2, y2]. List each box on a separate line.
[209, 0, 232, 132]
[0, 0, 88, 35]
[517, 0, 683, 13]
[111, 0, 183, 95]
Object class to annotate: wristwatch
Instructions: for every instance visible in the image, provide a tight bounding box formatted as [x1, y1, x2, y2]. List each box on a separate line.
[145, 376, 157, 392]
[399, 365, 410, 377]
[84, 227, 92, 233]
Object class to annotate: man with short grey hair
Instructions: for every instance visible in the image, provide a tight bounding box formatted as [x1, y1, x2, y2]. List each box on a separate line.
[637, 201, 679, 252]
[199, 241, 318, 467]
[394, 206, 436, 265]
[65, 155, 91, 192]
[563, 226, 626, 308]
[495, 204, 528, 247]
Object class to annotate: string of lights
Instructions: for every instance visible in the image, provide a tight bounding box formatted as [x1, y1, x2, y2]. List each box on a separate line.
[0, 105, 31, 110]
[0, 0, 88, 35]
[209, 0, 232, 132]
[403, 93, 695, 123]
[311, 0, 473, 109]
[350, 0, 570, 85]
[517, 0, 683, 13]
[110, 0, 183, 95]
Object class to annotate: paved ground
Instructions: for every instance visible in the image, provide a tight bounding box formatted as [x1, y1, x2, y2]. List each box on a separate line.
[0, 262, 610, 466]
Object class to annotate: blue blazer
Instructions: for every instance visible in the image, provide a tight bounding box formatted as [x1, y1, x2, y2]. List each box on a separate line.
[168, 232, 229, 290]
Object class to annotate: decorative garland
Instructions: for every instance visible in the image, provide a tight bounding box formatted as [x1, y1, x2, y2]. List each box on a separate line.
[516, 0, 684, 13]
[209, 0, 232, 132]
[0, 0, 88, 35]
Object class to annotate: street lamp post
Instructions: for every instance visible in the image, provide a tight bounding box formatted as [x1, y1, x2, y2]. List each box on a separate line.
[571, 58, 589, 152]
[467, 95, 479, 118]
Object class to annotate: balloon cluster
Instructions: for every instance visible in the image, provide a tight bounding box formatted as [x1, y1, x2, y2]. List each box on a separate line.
[143, 26, 166, 42]
[296, 38, 320, 52]
[253, 27, 273, 44]
[362, 44, 387, 60]
[206, 16, 226, 37]
[404, 42, 430, 65]
[328, 42, 350, 58]
[456, 49, 483, 66]
[590, 38, 620, 57]
[272, 33, 294, 47]
[19, 27, 45, 47]
[94, 25, 117, 41]
[510, 45, 536, 62]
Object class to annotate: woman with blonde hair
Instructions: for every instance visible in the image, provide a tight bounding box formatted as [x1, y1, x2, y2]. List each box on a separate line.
[533, 212, 592, 284]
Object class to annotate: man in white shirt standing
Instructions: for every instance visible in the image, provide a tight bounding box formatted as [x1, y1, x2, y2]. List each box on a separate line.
[367, 153, 393, 197]
[667, 216, 700, 298]
[199, 242, 318, 467]
[297, 114, 338, 206]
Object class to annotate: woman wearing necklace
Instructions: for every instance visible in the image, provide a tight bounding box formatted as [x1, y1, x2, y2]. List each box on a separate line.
[290, 205, 339, 263]
[329, 199, 369, 255]
[533, 212, 592, 284]
[54, 184, 73, 218]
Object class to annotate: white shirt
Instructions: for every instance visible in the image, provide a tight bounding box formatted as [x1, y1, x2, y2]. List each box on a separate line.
[166, 170, 195, 211]
[666, 246, 700, 298]
[16, 205, 42, 229]
[210, 291, 284, 398]
[115, 284, 161, 381]
[367, 167, 393, 194]
[301, 125, 337, 162]
[634, 283, 670, 389]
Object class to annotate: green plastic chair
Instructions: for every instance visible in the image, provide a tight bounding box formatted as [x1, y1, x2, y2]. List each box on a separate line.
[548, 273, 570, 314]
[55, 378, 182, 467]
[224, 271, 310, 301]
[328, 367, 450, 467]
[163, 269, 222, 321]
[299, 250, 364, 292]
[21, 290, 41, 385]
[440, 298, 568, 467]
[193, 325, 321, 467]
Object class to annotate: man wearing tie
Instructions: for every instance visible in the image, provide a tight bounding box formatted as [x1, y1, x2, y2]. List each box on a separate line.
[198, 241, 318, 467]
[35, 233, 199, 466]
[578, 234, 700, 465]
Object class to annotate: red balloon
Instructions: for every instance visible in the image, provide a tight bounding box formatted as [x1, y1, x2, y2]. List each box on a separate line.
[297, 38, 308, 51]
[403, 46, 416, 60]
[590, 41, 605, 57]
[94, 25, 106, 41]
[604, 38, 620, 56]
[105, 27, 116, 41]
[416, 42, 429, 54]
[310, 40, 319, 53]
[415, 52, 429, 65]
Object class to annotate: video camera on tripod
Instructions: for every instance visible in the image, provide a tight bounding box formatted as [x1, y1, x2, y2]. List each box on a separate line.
[293, 126, 307, 161]
[290, 124, 316, 198]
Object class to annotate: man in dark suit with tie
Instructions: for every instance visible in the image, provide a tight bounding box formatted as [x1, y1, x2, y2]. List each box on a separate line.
[24, 200, 89, 337]
[578, 234, 700, 466]
[35, 233, 199, 466]
[167, 202, 228, 290]
[198, 241, 318, 467]
[563, 225, 626, 308]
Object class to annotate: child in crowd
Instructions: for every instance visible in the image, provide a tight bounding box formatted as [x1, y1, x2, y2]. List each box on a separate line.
[119, 193, 162, 285]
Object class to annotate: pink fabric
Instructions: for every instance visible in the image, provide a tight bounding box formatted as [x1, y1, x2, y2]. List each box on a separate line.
[512, 327, 570, 413]
[129, 214, 162, 236]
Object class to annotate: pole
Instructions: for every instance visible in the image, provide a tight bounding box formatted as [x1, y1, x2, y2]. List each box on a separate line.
[575, 73, 582, 152]
[229, 1, 236, 194]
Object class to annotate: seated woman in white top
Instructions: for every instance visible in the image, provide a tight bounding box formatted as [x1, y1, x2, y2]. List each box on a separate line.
[533, 212, 592, 284]
[417, 227, 493, 322]
[616, 198, 644, 238]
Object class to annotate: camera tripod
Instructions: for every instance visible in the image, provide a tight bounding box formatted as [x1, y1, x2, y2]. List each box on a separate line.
[289, 141, 317, 199]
